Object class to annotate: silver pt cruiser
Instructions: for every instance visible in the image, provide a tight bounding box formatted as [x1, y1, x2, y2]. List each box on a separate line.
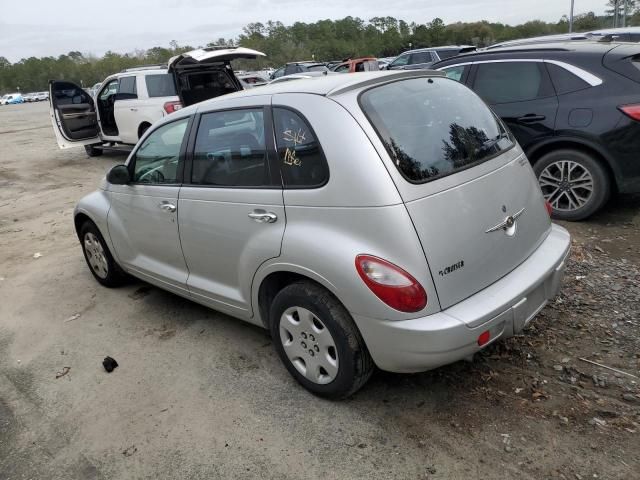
[73, 71, 571, 398]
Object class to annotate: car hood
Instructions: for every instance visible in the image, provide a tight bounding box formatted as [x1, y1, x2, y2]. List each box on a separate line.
[168, 47, 266, 70]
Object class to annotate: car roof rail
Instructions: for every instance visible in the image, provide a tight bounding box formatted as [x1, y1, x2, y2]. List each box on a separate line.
[121, 64, 166, 72]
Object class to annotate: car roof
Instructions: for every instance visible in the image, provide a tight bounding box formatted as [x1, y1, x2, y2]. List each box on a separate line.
[403, 45, 474, 53]
[190, 70, 444, 110]
[434, 40, 624, 64]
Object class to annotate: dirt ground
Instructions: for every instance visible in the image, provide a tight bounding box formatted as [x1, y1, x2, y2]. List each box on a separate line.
[1, 102, 639, 480]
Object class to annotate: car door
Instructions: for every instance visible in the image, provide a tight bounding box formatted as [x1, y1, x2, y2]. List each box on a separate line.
[107, 115, 192, 295]
[178, 99, 285, 318]
[48, 80, 100, 148]
[469, 60, 559, 150]
[113, 75, 140, 144]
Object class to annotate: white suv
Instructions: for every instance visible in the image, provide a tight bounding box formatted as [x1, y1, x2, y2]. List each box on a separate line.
[49, 47, 265, 156]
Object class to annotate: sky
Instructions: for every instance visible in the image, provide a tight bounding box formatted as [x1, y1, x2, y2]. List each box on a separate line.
[0, 0, 608, 62]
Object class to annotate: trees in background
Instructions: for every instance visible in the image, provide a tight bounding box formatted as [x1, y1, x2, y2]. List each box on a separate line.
[0, 11, 637, 94]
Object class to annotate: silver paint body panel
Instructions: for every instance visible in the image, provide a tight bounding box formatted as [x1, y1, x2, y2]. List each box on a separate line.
[76, 71, 570, 372]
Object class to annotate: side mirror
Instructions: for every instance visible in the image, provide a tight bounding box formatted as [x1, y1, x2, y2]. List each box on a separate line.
[107, 164, 130, 185]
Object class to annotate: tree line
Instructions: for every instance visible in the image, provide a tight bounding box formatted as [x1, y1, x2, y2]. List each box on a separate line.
[1, 8, 638, 94]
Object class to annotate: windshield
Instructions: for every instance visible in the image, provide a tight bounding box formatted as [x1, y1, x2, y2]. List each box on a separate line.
[360, 77, 513, 184]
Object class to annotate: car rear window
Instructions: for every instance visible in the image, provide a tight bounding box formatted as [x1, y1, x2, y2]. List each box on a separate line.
[145, 74, 177, 97]
[360, 77, 513, 184]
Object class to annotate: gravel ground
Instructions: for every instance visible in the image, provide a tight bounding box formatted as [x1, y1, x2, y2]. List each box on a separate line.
[1, 102, 639, 480]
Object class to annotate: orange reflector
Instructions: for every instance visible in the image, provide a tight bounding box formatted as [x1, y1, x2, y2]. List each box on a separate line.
[477, 330, 491, 347]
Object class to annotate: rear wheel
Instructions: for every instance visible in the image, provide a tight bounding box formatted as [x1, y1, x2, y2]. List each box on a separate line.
[79, 221, 126, 287]
[270, 281, 374, 399]
[533, 149, 610, 221]
[84, 144, 103, 157]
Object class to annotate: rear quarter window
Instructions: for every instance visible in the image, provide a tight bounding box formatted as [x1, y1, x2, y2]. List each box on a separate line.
[273, 107, 329, 188]
[546, 63, 590, 95]
[360, 77, 513, 184]
[145, 74, 177, 97]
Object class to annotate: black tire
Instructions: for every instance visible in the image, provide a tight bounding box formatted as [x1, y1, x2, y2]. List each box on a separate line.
[269, 281, 374, 399]
[84, 144, 103, 157]
[138, 123, 151, 139]
[533, 149, 610, 221]
[79, 221, 127, 287]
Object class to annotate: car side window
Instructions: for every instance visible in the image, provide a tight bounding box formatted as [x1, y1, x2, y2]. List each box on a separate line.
[273, 108, 329, 188]
[390, 54, 410, 67]
[99, 79, 118, 100]
[409, 51, 432, 65]
[191, 109, 269, 187]
[334, 64, 350, 73]
[145, 74, 177, 97]
[131, 117, 189, 184]
[442, 66, 466, 82]
[473, 62, 554, 104]
[545, 63, 590, 95]
[117, 76, 137, 99]
[437, 49, 459, 60]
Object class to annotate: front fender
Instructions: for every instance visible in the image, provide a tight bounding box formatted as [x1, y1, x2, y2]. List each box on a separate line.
[74, 188, 114, 255]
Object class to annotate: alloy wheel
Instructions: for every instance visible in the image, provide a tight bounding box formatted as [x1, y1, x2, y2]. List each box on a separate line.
[538, 160, 594, 212]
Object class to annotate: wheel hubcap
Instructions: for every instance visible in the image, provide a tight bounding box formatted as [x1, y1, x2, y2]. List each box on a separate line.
[84, 232, 109, 279]
[279, 307, 339, 385]
[538, 160, 594, 212]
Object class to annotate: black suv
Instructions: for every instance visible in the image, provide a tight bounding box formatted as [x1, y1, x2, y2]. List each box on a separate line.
[433, 42, 640, 220]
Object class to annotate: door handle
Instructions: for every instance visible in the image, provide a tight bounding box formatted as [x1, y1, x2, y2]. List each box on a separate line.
[248, 209, 277, 223]
[159, 202, 176, 213]
[517, 114, 546, 123]
[130, 108, 138, 112]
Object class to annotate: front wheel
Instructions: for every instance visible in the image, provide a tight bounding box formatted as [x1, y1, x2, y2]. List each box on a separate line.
[80, 222, 126, 287]
[533, 149, 610, 221]
[270, 281, 374, 399]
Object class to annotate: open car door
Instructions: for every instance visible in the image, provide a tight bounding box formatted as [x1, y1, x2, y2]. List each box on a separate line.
[49, 80, 100, 149]
[168, 47, 266, 107]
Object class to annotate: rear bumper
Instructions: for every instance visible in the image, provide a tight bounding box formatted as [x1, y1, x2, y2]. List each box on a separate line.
[353, 224, 571, 373]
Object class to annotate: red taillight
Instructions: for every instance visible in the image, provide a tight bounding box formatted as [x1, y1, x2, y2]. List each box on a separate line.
[477, 330, 491, 346]
[163, 101, 183, 114]
[544, 200, 553, 217]
[618, 104, 640, 122]
[355, 254, 427, 313]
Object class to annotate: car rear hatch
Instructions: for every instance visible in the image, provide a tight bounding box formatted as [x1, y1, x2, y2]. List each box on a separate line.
[167, 47, 266, 107]
[359, 75, 552, 310]
[603, 43, 640, 84]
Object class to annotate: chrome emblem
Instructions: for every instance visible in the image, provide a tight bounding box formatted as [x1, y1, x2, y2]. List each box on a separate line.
[485, 207, 525, 237]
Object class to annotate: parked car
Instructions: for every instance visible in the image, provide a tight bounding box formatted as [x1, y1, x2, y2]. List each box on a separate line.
[23, 92, 37, 102]
[332, 57, 379, 73]
[270, 62, 328, 80]
[268, 71, 338, 84]
[0, 93, 24, 105]
[33, 91, 49, 101]
[237, 73, 269, 88]
[49, 47, 265, 157]
[74, 70, 569, 398]
[387, 46, 476, 70]
[433, 41, 640, 220]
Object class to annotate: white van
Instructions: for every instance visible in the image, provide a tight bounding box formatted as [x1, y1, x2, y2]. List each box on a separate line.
[49, 47, 265, 156]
